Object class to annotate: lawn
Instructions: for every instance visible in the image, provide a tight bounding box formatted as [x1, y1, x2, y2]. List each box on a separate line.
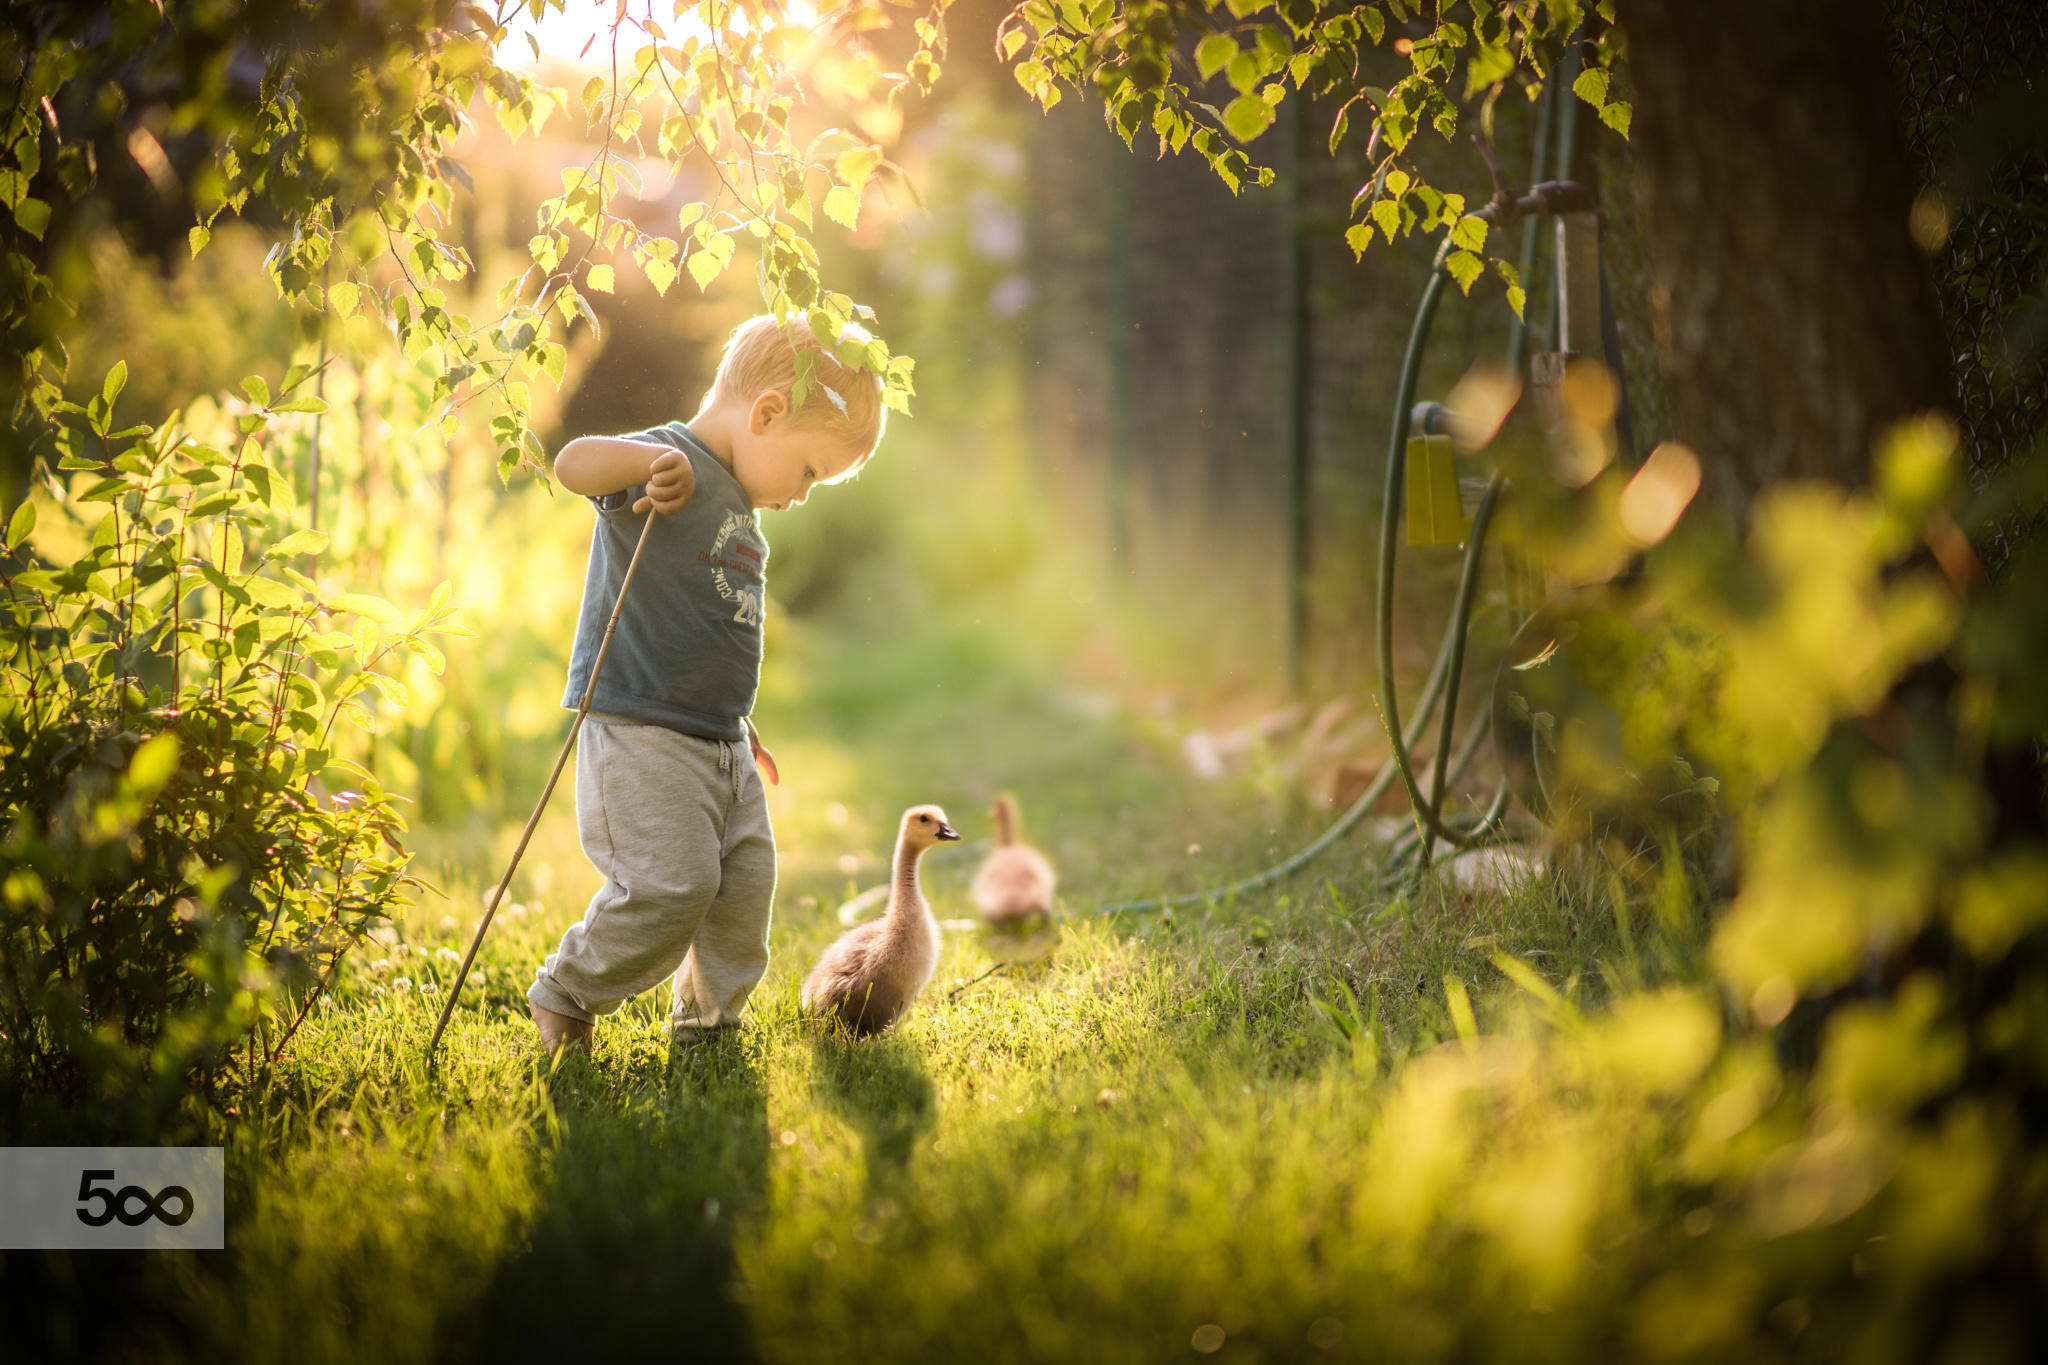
[13, 574, 1697, 1364]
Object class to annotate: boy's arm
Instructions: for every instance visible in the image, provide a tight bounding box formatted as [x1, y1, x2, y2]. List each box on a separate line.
[554, 436, 694, 515]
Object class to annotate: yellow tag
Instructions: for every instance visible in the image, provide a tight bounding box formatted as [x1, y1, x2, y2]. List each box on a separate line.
[1405, 433, 1471, 547]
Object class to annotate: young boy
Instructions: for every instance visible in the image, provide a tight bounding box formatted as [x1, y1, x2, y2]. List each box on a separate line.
[527, 315, 882, 1053]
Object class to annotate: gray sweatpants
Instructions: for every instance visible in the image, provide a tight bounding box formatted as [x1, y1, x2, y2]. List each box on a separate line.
[527, 716, 776, 1034]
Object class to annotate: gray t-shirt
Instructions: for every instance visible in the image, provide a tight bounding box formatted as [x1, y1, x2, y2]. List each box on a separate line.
[560, 422, 767, 742]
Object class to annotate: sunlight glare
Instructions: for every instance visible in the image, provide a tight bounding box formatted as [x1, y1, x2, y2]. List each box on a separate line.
[1617, 441, 1702, 546]
[497, 0, 738, 75]
[1445, 362, 1522, 451]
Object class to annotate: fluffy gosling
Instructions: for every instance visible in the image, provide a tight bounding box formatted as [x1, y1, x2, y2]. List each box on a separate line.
[801, 804, 960, 1034]
[971, 794, 1059, 964]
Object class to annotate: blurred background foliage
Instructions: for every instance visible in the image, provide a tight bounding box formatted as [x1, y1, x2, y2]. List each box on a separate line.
[2, 0, 2048, 1360]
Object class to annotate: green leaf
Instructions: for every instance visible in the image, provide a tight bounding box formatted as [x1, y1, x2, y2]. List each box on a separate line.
[688, 233, 735, 291]
[1371, 198, 1401, 242]
[5, 498, 34, 547]
[1450, 215, 1488, 252]
[1465, 42, 1516, 96]
[1600, 100, 1632, 138]
[835, 144, 883, 192]
[269, 529, 330, 558]
[197, 567, 248, 609]
[218, 520, 249, 575]
[1492, 256, 1526, 319]
[1345, 222, 1375, 259]
[371, 672, 411, 709]
[1195, 33, 1238, 81]
[643, 254, 678, 296]
[241, 575, 301, 609]
[14, 197, 49, 240]
[1445, 248, 1484, 294]
[268, 462, 297, 516]
[242, 462, 274, 508]
[1223, 94, 1277, 143]
[127, 732, 180, 794]
[271, 396, 328, 414]
[188, 225, 210, 258]
[241, 375, 272, 408]
[1572, 67, 1611, 110]
[823, 184, 861, 230]
[586, 262, 615, 294]
[328, 592, 402, 625]
[1226, 51, 1262, 95]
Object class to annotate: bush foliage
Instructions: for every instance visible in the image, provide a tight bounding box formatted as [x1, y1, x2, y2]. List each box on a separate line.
[0, 364, 467, 1138]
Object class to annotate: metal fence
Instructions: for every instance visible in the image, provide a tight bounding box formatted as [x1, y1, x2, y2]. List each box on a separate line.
[1012, 3, 2046, 699]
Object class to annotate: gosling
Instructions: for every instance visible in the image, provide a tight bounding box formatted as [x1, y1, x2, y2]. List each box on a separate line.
[971, 794, 1059, 963]
[801, 804, 961, 1034]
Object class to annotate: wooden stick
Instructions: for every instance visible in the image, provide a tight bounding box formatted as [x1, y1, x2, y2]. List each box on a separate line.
[426, 510, 659, 1061]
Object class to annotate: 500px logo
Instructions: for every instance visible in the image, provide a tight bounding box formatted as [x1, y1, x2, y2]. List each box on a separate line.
[2, 1148, 222, 1249]
[75, 1169, 195, 1228]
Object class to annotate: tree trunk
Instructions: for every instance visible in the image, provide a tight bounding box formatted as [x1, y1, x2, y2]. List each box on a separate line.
[1616, 0, 1953, 513]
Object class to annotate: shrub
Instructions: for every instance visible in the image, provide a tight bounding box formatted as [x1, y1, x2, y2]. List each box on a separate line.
[0, 364, 466, 1139]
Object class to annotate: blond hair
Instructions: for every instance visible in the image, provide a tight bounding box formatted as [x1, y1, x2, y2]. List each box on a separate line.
[707, 314, 886, 465]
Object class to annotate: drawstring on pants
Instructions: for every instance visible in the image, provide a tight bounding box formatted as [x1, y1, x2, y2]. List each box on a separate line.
[717, 740, 742, 802]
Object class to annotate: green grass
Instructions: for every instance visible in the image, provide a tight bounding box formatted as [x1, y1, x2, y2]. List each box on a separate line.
[7, 565, 1709, 1364]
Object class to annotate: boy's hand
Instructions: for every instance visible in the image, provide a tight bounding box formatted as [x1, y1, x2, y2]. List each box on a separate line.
[634, 448, 695, 515]
[745, 718, 780, 786]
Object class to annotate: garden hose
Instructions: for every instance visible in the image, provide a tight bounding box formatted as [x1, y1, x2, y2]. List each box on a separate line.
[1408, 61, 1581, 872]
[1088, 211, 1551, 919]
[1416, 473, 1506, 870]
[1372, 255, 1495, 856]
[1081, 91, 1593, 919]
[1088, 593, 1482, 918]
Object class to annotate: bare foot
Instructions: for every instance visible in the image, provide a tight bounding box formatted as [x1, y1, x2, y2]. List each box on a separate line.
[531, 1002, 593, 1055]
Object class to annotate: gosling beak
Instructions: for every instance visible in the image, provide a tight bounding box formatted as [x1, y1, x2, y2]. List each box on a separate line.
[935, 823, 961, 841]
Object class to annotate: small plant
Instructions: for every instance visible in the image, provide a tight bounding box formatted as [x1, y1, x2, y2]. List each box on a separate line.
[0, 364, 468, 1139]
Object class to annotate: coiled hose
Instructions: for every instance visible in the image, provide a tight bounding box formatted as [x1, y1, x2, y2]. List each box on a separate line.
[1083, 129, 1592, 918]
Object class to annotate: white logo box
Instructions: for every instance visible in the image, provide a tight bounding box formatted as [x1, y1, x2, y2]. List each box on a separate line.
[0, 1147, 224, 1249]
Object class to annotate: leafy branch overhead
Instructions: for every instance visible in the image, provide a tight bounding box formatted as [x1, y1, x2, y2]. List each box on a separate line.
[992, 0, 1628, 304]
[2, 0, 943, 496]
